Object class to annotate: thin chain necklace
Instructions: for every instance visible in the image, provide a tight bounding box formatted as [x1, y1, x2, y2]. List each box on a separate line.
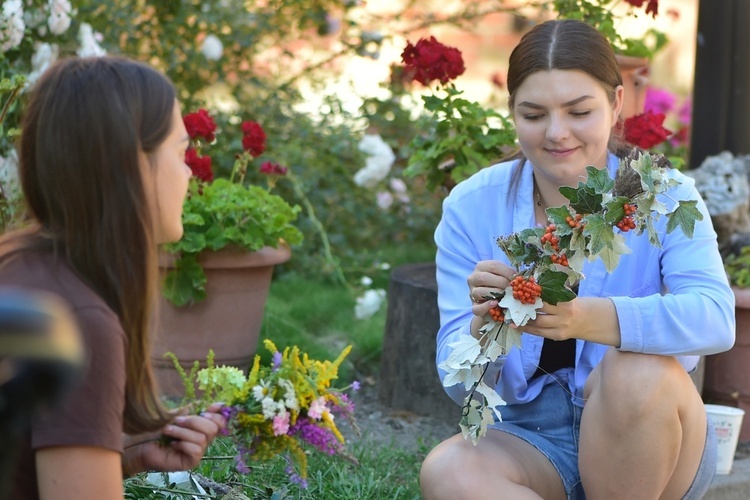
[533, 176, 543, 207]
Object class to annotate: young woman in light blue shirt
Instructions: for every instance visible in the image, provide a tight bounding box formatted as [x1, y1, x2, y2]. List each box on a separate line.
[420, 19, 735, 500]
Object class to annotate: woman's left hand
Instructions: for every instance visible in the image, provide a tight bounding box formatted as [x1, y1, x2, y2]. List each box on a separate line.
[517, 297, 621, 347]
[123, 402, 227, 475]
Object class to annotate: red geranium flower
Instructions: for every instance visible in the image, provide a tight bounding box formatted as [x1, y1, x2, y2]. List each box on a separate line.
[624, 110, 672, 149]
[241, 120, 266, 157]
[624, 0, 659, 17]
[183, 109, 217, 142]
[185, 148, 214, 183]
[259, 161, 288, 176]
[401, 36, 465, 86]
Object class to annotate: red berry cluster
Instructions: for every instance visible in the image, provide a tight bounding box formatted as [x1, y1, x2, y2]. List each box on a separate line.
[511, 275, 542, 305]
[616, 203, 637, 232]
[565, 213, 583, 228]
[550, 253, 569, 267]
[489, 305, 505, 322]
[540, 224, 560, 251]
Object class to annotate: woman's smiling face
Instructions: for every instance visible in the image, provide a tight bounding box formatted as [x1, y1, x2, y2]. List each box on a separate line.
[512, 69, 623, 186]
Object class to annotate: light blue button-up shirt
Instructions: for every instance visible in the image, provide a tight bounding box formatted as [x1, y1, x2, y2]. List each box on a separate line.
[434, 153, 736, 407]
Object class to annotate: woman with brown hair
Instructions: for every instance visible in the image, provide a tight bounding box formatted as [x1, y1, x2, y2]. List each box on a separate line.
[420, 19, 734, 499]
[0, 56, 225, 498]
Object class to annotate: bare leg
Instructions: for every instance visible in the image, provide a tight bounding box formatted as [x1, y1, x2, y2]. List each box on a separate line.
[579, 349, 707, 499]
[420, 429, 567, 500]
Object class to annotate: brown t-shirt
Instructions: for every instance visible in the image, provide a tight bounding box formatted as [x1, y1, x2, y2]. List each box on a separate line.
[0, 250, 126, 499]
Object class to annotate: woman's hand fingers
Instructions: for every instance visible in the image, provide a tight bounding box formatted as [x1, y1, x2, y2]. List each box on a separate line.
[468, 260, 515, 304]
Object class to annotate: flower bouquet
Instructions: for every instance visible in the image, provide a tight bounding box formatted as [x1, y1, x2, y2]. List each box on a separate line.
[167, 339, 360, 487]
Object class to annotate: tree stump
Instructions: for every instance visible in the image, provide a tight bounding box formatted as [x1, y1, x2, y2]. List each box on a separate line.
[379, 262, 461, 426]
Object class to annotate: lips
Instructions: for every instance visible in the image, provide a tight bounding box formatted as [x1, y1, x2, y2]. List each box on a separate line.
[544, 147, 579, 157]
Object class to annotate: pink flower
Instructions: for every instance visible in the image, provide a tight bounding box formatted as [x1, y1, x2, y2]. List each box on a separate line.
[644, 87, 676, 116]
[678, 97, 692, 126]
[308, 396, 327, 420]
[272, 412, 290, 436]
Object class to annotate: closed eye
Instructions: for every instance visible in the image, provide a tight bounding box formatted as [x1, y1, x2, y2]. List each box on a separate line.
[571, 110, 591, 117]
[522, 114, 544, 121]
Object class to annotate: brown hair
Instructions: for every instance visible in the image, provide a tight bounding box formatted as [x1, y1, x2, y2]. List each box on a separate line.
[504, 19, 631, 198]
[9, 56, 175, 433]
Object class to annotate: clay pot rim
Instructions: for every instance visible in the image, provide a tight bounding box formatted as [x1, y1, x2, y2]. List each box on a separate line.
[159, 240, 291, 270]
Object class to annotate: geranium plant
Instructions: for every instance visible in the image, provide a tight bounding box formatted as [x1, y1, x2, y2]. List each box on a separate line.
[537, 0, 667, 59]
[167, 339, 359, 488]
[161, 109, 303, 306]
[401, 36, 517, 191]
[439, 150, 703, 443]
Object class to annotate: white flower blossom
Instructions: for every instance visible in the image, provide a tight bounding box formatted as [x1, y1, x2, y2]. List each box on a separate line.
[26, 42, 58, 87]
[0, 149, 19, 196]
[389, 178, 407, 193]
[378, 262, 391, 271]
[1, 0, 25, 53]
[278, 379, 299, 411]
[354, 288, 386, 320]
[360, 276, 372, 287]
[376, 191, 393, 210]
[252, 380, 271, 402]
[201, 34, 223, 61]
[76, 23, 106, 57]
[47, 0, 72, 35]
[261, 396, 278, 419]
[353, 134, 395, 188]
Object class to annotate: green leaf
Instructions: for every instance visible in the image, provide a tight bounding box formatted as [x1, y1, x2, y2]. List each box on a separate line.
[584, 165, 615, 194]
[537, 270, 577, 305]
[583, 214, 614, 256]
[666, 200, 703, 238]
[596, 232, 631, 272]
[569, 186, 603, 215]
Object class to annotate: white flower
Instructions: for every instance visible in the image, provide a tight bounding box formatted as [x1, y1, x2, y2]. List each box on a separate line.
[47, 0, 71, 35]
[278, 378, 299, 411]
[354, 288, 386, 320]
[26, 42, 58, 87]
[252, 380, 271, 402]
[376, 191, 393, 210]
[76, 23, 106, 57]
[360, 276, 372, 287]
[389, 178, 406, 193]
[261, 396, 278, 419]
[353, 134, 395, 188]
[378, 262, 391, 271]
[201, 34, 223, 61]
[1, 0, 25, 53]
[0, 149, 19, 196]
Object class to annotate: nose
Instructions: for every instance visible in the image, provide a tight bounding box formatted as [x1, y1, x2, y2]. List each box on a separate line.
[545, 114, 569, 143]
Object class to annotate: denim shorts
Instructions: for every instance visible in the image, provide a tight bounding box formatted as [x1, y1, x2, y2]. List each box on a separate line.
[489, 382, 717, 499]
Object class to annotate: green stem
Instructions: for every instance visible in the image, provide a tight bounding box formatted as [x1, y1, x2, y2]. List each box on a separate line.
[286, 174, 351, 290]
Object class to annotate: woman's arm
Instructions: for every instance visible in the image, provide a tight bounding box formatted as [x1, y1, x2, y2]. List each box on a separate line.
[37, 447, 123, 499]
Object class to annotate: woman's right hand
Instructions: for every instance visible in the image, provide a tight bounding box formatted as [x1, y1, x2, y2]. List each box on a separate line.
[466, 260, 516, 336]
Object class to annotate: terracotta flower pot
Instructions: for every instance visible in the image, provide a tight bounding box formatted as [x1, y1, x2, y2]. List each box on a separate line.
[703, 287, 750, 441]
[616, 54, 650, 120]
[151, 243, 291, 398]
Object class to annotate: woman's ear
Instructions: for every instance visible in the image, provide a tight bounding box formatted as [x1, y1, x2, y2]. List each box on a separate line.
[612, 85, 625, 122]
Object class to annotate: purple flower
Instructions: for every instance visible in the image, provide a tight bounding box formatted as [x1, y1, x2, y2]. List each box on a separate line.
[644, 87, 676, 115]
[678, 97, 692, 126]
[351, 380, 361, 391]
[289, 418, 341, 455]
[285, 466, 309, 488]
[235, 454, 251, 474]
[272, 351, 283, 371]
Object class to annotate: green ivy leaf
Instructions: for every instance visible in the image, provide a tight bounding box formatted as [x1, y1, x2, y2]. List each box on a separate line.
[666, 200, 703, 239]
[537, 269, 577, 305]
[584, 165, 615, 194]
[582, 214, 614, 256]
[569, 186, 603, 215]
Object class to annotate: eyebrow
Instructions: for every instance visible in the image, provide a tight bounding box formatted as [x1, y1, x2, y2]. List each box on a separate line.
[516, 95, 594, 109]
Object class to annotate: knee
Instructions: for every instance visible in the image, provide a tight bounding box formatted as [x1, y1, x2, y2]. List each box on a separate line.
[420, 438, 478, 499]
[589, 349, 684, 418]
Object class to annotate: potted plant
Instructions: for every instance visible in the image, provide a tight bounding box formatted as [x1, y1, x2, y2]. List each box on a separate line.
[152, 109, 304, 397]
[686, 151, 750, 440]
[532, 0, 668, 118]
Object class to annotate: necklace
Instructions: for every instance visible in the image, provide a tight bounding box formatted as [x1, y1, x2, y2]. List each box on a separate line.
[533, 177, 543, 207]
